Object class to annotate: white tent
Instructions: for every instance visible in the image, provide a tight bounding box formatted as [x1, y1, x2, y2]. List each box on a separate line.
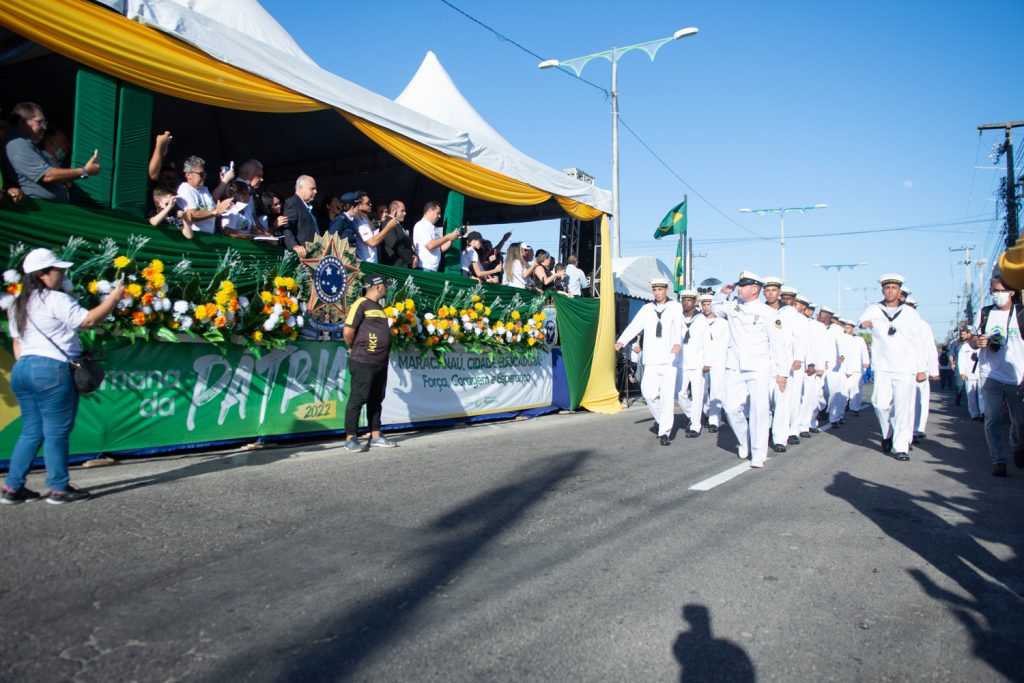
[95, 0, 612, 215]
[612, 256, 675, 301]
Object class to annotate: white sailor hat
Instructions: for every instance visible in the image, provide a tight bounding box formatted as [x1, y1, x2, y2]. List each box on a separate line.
[678, 289, 698, 299]
[819, 304, 835, 314]
[839, 318, 855, 326]
[879, 273, 905, 286]
[763, 275, 783, 288]
[698, 293, 713, 303]
[650, 276, 671, 288]
[780, 285, 798, 297]
[736, 271, 763, 286]
[794, 293, 811, 305]
[905, 296, 917, 306]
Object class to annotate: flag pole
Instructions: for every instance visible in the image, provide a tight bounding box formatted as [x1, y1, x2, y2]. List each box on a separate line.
[681, 194, 688, 289]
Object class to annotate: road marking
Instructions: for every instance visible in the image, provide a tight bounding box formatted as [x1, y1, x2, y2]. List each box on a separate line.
[689, 462, 751, 491]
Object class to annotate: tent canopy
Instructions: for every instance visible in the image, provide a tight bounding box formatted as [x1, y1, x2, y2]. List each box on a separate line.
[612, 256, 675, 301]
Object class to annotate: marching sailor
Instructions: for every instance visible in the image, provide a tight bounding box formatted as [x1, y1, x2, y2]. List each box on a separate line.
[616, 277, 683, 446]
[858, 273, 930, 460]
[677, 289, 710, 438]
[780, 287, 811, 443]
[849, 321, 871, 416]
[904, 297, 940, 441]
[822, 306, 847, 427]
[797, 298, 827, 437]
[763, 278, 801, 451]
[828, 319, 862, 426]
[714, 272, 790, 468]
[700, 293, 728, 434]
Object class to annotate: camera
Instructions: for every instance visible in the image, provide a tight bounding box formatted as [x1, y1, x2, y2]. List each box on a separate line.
[989, 331, 1004, 353]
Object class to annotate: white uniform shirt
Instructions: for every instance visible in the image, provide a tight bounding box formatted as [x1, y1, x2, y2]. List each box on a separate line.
[957, 341, 980, 381]
[914, 317, 939, 375]
[617, 301, 683, 367]
[713, 295, 789, 377]
[704, 316, 728, 368]
[834, 333, 862, 375]
[806, 318, 830, 370]
[775, 305, 807, 367]
[355, 217, 379, 263]
[855, 335, 871, 370]
[8, 289, 89, 361]
[413, 218, 442, 271]
[679, 311, 710, 370]
[175, 182, 217, 233]
[858, 302, 928, 374]
[972, 306, 1024, 384]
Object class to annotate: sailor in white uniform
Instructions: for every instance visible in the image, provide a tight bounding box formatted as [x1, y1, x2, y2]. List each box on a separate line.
[676, 289, 710, 438]
[713, 271, 790, 468]
[810, 304, 837, 432]
[616, 277, 683, 446]
[796, 298, 828, 438]
[828, 318, 863, 426]
[701, 293, 728, 433]
[822, 307, 847, 427]
[955, 326, 983, 420]
[858, 273, 930, 460]
[779, 286, 811, 444]
[849, 322, 871, 415]
[904, 297, 940, 441]
[762, 277, 801, 451]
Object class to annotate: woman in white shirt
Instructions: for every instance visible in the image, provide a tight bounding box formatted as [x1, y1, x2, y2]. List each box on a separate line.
[461, 231, 502, 282]
[2, 249, 123, 505]
[502, 243, 531, 289]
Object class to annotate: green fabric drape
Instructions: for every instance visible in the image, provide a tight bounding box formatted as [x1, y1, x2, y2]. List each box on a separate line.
[72, 69, 117, 208]
[112, 83, 153, 216]
[440, 189, 464, 275]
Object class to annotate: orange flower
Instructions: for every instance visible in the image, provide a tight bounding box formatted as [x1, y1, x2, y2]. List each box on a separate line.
[405, 311, 415, 320]
[228, 299, 240, 312]
[390, 326, 398, 334]
[214, 315, 227, 328]
[141, 292, 154, 306]
[132, 311, 146, 327]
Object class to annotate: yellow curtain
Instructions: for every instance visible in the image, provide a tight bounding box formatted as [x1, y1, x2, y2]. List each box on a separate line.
[999, 240, 1024, 290]
[580, 215, 622, 414]
[1, 0, 606, 219]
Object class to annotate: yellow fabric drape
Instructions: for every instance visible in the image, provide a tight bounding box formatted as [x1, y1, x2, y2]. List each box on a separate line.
[1, 0, 607, 219]
[0, 0, 324, 112]
[580, 215, 622, 414]
[999, 240, 1024, 290]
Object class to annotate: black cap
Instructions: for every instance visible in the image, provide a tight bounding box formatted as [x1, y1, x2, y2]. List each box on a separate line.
[340, 191, 360, 202]
[363, 274, 388, 289]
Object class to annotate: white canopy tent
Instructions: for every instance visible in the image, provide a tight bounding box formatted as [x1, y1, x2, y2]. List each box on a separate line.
[612, 256, 675, 301]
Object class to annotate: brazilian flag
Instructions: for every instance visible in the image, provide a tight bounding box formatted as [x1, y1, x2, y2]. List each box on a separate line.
[653, 200, 687, 239]
[674, 238, 685, 293]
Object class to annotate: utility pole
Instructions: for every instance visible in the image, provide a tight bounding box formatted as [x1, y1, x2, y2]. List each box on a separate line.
[978, 121, 1024, 247]
[814, 263, 866, 315]
[949, 245, 975, 321]
[688, 240, 707, 287]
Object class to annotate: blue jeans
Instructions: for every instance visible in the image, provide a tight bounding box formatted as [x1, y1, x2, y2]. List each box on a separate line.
[980, 377, 1024, 464]
[4, 355, 79, 492]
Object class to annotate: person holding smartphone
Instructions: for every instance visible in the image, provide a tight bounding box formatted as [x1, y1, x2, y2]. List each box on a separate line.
[413, 201, 458, 272]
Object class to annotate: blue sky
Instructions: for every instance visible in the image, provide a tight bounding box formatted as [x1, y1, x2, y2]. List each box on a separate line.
[263, 0, 1022, 340]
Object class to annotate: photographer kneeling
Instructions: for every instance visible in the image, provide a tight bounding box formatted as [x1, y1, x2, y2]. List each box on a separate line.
[2, 249, 124, 505]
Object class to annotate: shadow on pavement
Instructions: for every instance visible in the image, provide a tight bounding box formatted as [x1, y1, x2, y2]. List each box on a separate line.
[825, 471, 1024, 679]
[213, 449, 591, 681]
[672, 604, 756, 682]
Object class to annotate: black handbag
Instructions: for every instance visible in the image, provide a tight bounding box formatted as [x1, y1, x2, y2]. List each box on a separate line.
[29, 320, 105, 394]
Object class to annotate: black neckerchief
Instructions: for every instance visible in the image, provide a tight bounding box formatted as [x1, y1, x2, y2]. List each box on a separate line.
[653, 303, 666, 338]
[682, 312, 698, 343]
[879, 303, 903, 336]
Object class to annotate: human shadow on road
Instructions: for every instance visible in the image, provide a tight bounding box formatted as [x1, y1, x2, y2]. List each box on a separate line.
[672, 604, 756, 682]
[214, 449, 590, 682]
[825, 471, 1024, 679]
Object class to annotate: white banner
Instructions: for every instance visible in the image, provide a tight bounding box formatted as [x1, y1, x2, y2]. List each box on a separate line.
[382, 350, 553, 425]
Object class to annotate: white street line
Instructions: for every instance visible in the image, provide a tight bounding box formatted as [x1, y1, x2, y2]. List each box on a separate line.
[689, 462, 751, 491]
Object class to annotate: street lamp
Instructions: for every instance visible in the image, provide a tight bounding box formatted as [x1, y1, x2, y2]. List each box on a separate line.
[540, 27, 699, 258]
[814, 262, 866, 315]
[739, 204, 827, 281]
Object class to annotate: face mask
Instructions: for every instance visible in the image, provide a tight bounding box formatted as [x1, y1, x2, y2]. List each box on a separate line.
[61, 276, 73, 294]
[54, 148, 66, 163]
[992, 291, 1012, 307]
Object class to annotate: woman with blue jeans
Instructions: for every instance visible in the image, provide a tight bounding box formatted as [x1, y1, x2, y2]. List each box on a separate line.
[1, 248, 123, 505]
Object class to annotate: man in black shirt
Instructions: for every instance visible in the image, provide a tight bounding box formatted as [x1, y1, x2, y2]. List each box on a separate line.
[379, 200, 416, 269]
[343, 274, 397, 452]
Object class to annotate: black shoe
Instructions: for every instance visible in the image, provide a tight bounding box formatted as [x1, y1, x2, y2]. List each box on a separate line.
[773, 444, 787, 453]
[993, 462, 1008, 477]
[1, 486, 41, 505]
[650, 423, 659, 435]
[707, 425, 718, 433]
[882, 437, 893, 453]
[46, 485, 91, 505]
[894, 452, 910, 462]
[809, 427, 821, 434]
[787, 435, 800, 445]
[853, 411, 860, 417]
[685, 430, 699, 439]
[912, 434, 924, 444]
[799, 431, 811, 438]
[659, 435, 671, 446]
[838, 418, 846, 425]
[1013, 450, 1024, 469]
[817, 410, 829, 422]
[830, 422, 840, 429]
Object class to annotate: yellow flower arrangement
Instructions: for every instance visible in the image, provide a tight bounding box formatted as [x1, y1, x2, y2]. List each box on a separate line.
[126, 283, 143, 299]
[114, 255, 130, 269]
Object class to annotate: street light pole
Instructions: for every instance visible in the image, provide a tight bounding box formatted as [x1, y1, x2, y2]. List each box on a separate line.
[739, 204, 828, 281]
[540, 27, 699, 258]
[814, 262, 866, 315]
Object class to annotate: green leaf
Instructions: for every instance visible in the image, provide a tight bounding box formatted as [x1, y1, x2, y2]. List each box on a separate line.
[202, 329, 226, 344]
[155, 326, 180, 343]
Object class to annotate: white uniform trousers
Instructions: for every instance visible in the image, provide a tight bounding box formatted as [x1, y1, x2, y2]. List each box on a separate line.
[769, 379, 790, 445]
[964, 378, 984, 419]
[724, 369, 771, 466]
[914, 379, 931, 435]
[850, 373, 865, 412]
[679, 368, 705, 433]
[873, 371, 917, 453]
[827, 372, 852, 424]
[703, 366, 726, 428]
[786, 370, 806, 437]
[803, 374, 825, 429]
[642, 363, 678, 437]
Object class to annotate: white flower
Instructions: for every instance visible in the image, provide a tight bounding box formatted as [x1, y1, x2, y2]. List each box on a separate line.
[117, 298, 132, 310]
[426, 323, 436, 334]
[486, 329, 494, 337]
[142, 305, 153, 315]
[461, 314, 471, 323]
[238, 296, 250, 308]
[272, 303, 283, 315]
[96, 280, 112, 295]
[295, 315, 304, 328]
[180, 316, 194, 331]
[3, 269, 21, 284]
[423, 312, 436, 321]
[263, 315, 279, 331]
[300, 301, 308, 313]
[474, 327, 482, 336]
[506, 331, 513, 341]
[447, 335, 455, 344]
[173, 300, 189, 314]
[0, 294, 13, 310]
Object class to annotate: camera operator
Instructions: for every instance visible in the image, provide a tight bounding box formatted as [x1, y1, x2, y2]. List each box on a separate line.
[969, 272, 1024, 476]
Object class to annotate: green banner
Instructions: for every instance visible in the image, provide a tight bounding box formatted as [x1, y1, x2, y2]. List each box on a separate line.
[0, 338, 351, 461]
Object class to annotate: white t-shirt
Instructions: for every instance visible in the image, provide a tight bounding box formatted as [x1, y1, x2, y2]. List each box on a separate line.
[413, 218, 442, 271]
[504, 260, 527, 289]
[355, 217, 379, 263]
[8, 290, 89, 362]
[973, 307, 1024, 384]
[460, 246, 479, 276]
[175, 182, 217, 234]
[220, 201, 256, 237]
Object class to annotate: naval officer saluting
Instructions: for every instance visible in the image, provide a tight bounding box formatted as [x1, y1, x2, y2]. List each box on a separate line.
[714, 272, 790, 468]
[616, 277, 683, 446]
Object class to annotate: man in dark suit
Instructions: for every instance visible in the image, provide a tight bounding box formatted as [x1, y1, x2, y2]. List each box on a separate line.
[379, 200, 416, 269]
[282, 175, 319, 257]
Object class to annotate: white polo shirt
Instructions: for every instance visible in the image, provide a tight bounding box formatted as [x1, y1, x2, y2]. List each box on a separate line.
[8, 290, 89, 361]
[413, 218, 442, 271]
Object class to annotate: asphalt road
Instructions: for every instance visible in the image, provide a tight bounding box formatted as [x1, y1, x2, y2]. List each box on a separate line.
[1, 387, 1022, 682]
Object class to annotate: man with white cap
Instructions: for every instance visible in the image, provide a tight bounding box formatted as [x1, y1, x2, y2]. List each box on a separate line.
[714, 272, 790, 468]
[763, 277, 800, 451]
[797, 299, 828, 437]
[779, 285, 811, 444]
[700, 293, 728, 433]
[903, 297, 940, 441]
[859, 273, 930, 460]
[676, 289, 710, 438]
[849, 321, 871, 416]
[828, 319, 863, 426]
[616, 277, 683, 446]
[808, 304, 838, 431]
[822, 306, 848, 427]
